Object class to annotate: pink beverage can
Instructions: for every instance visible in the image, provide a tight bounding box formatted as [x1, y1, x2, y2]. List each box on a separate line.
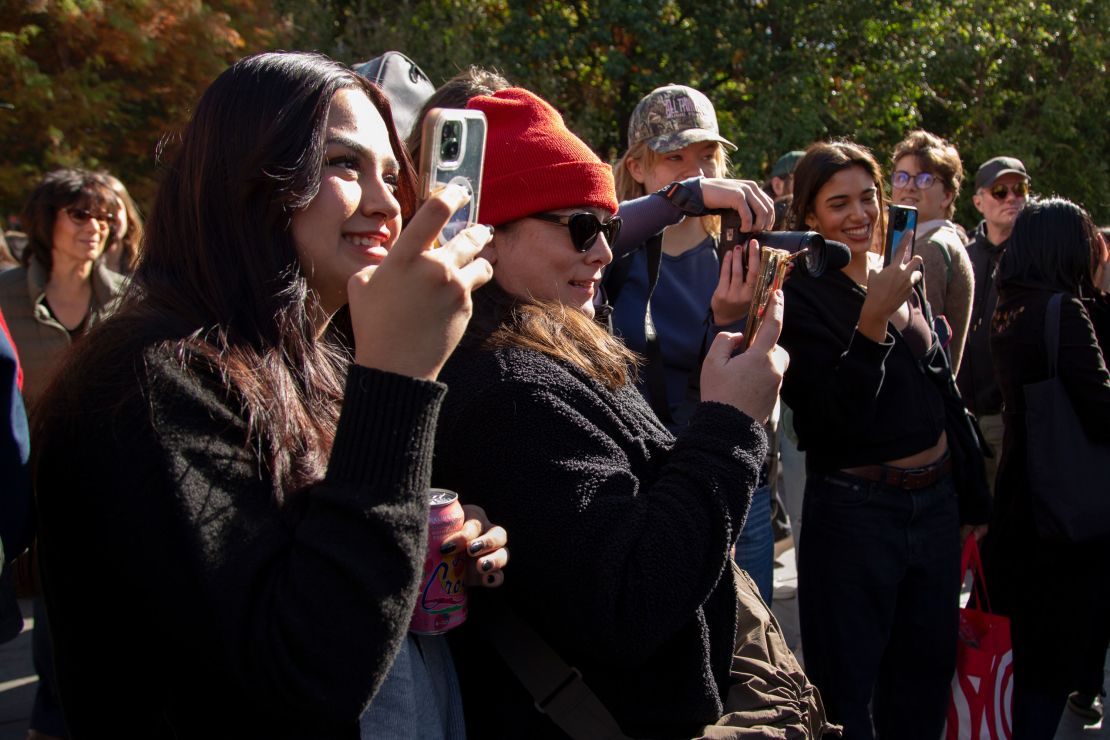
[410, 488, 468, 634]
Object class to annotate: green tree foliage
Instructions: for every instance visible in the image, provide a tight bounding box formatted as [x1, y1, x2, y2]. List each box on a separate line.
[316, 0, 1110, 225]
[0, 0, 294, 219]
[3, 0, 1108, 226]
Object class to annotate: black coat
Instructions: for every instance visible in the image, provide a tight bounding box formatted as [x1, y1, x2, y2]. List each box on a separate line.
[35, 339, 442, 739]
[433, 295, 766, 738]
[985, 286, 1110, 690]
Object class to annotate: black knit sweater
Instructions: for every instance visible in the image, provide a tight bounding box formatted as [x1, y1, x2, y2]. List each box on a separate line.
[433, 291, 768, 738]
[34, 340, 444, 739]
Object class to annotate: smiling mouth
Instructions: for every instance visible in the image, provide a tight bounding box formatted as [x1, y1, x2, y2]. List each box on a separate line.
[345, 234, 386, 247]
[842, 224, 872, 241]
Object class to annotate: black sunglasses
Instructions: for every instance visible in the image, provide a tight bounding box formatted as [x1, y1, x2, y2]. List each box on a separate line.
[988, 182, 1029, 201]
[528, 212, 622, 252]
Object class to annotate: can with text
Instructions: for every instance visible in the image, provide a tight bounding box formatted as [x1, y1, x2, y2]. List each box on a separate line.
[410, 488, 468, 634]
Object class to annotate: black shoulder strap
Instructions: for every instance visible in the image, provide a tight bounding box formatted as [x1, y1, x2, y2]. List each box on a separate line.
[640, 233, 672, 423]
[478, 597, 633, 740]
[601, 233, 671, 423]
[1044, 293, 1064, 377]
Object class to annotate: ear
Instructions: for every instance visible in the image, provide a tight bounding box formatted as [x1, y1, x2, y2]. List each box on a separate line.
[804, 211, 818, 230]
[972, 191, 985, 215]
[941, 189, 956, 211]
[626, 156, 648, 185]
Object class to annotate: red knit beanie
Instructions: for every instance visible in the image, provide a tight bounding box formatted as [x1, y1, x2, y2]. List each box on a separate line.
[466, 88, 618, 227]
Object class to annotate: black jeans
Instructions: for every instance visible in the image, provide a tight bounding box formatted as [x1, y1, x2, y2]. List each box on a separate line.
[798, 469, 960, 740]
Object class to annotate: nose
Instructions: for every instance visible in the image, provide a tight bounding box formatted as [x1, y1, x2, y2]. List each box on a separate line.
[588, 233, 614, 268]
[360, 173, 402, 221]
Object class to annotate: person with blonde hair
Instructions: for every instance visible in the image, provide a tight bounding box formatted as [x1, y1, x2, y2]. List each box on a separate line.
[607, 84, 779, 601]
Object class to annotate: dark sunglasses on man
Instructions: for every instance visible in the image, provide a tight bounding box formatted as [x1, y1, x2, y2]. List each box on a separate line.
[988, 182, 1029, 201]
[529, 212, 622, 252]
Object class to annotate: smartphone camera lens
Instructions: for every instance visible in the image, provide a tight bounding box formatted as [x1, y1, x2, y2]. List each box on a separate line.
[441, 122, 461, 161]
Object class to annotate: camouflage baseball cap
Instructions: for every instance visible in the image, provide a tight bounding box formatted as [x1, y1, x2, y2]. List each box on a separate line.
[628, 85, 737, 154]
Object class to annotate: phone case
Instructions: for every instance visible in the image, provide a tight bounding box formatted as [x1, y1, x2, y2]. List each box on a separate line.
[419, 109, 487, 245]
[885, 204, 918, 266]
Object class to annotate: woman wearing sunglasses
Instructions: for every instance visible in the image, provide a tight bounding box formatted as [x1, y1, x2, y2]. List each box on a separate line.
[0, 169, 126, 409]
[955, 156, 1030, 493]
[0, 169, 127, 740]
[890, 130, 974, 373]
[430, 88, 812, 738]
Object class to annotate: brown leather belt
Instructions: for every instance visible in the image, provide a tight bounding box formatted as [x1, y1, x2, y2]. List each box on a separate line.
[839, 453, 953, 491]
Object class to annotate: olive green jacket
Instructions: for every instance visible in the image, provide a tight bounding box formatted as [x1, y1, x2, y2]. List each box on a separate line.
[0, 259, 127, 408]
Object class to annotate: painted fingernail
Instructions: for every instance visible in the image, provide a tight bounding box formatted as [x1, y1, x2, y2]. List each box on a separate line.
[481, 559, 493, 572]
[440, 542, 456, 555]
[486, 574, 497, 585]
[468, 540, 484, 555]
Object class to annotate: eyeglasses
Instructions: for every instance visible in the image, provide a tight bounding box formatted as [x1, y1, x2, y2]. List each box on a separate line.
[528, 212, 622, 252]
[891, 170, 937, 190]
[63, 206, 113, 225]
[988, 182, 1029, 201]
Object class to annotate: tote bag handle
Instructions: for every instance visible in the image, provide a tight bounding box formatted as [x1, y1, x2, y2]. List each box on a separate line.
[960, 536, 994, 614]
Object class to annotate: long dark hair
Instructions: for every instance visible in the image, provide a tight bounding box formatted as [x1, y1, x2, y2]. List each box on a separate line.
[40, 52, 416, 500]
[100, 172, 145, 274]
[20, 168, 116, 273]
[788, 140, 888, 246]
[996, 197, 1100, 298]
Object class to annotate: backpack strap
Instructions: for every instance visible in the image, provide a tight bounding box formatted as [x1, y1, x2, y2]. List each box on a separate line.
[1043, 292, 1064, 378]
[603, 233, 672, 423]
[478, 597, 633, 740]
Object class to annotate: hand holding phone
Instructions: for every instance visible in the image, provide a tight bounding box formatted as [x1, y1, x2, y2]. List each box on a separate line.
[884, 204, 918, 267]
[419, 108, 487, 246]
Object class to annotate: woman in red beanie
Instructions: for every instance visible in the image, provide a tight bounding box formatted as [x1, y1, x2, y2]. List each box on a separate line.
[432, 88, 828, 738]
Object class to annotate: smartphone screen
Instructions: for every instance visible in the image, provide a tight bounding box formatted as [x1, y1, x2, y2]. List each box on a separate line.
[884, 204, 918, 267]
[419, 109, 487, 246]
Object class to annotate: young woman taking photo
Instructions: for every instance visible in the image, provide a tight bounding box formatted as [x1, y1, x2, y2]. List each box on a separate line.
[778, 141, 988, 740]
[32, 52, 506, 738]
[431, 88, 831, 739]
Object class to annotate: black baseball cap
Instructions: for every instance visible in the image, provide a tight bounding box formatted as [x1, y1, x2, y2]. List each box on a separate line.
[974, 156, 1029, 191]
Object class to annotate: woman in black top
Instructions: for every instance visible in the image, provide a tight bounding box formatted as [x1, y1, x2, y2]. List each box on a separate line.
[32, 52, 505, 738]
[986, 197, 1110, 739]
[778, 141, 980, 740]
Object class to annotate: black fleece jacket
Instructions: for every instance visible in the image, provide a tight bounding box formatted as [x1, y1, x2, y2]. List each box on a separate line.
[35, 340, 443, 739]
[433, 287, 768, 739]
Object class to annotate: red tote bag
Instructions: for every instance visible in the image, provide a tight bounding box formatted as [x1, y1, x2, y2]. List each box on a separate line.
[944, 537, 1013, 740]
